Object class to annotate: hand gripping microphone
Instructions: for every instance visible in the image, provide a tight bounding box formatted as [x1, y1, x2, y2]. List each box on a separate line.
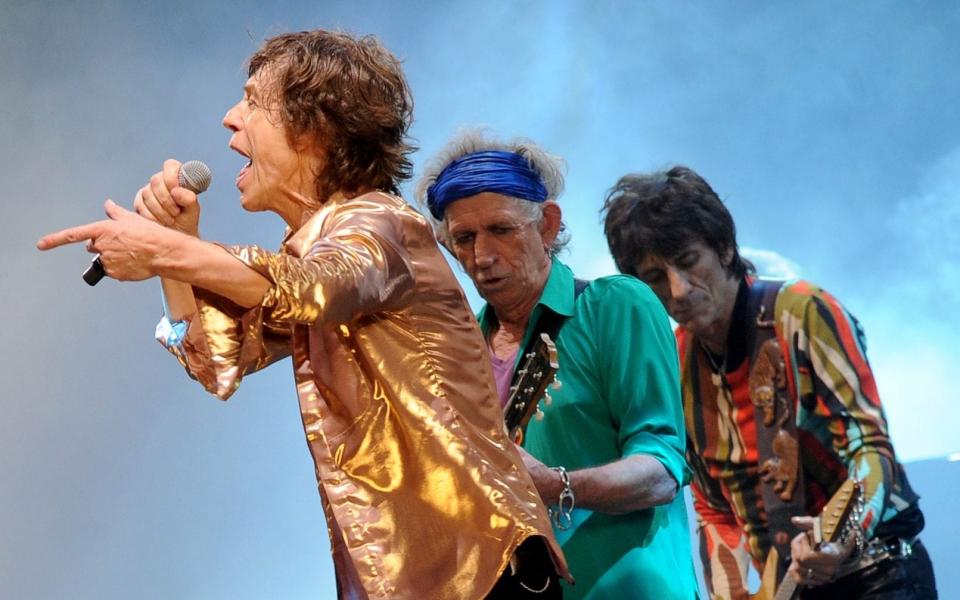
[83, 160, 212, 286]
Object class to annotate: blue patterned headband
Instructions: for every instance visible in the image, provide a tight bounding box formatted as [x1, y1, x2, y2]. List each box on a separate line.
[426, 150, 548, 220]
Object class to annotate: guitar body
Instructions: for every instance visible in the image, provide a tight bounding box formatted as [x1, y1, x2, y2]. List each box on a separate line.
[748, 548, 782, 600]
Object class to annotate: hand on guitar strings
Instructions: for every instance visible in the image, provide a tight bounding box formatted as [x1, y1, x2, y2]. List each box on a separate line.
[787, 515, 855, 587]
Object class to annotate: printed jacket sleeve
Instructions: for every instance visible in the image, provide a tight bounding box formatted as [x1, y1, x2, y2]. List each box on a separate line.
[779, 283, 895, 537]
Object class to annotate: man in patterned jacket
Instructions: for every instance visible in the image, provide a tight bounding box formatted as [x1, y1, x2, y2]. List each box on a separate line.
[601, 166, 936, 599]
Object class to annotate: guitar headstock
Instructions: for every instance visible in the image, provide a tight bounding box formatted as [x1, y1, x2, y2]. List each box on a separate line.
[503, 333, 559, 444]
[814, 478, 861, 545]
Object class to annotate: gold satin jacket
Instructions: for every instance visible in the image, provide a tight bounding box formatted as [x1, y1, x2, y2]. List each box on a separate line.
[160, 192, 567, 599]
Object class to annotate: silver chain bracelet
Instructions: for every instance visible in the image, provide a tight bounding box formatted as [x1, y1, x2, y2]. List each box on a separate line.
[548, 466, 575, 530]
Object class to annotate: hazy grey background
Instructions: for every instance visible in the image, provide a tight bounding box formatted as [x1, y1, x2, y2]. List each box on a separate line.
[3, 1, 958, 598]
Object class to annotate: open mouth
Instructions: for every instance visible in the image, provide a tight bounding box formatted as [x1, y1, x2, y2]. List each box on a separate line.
[479, 275, 507, 289]
[236, 159, 252, 187]
[231, 145, 252, 188]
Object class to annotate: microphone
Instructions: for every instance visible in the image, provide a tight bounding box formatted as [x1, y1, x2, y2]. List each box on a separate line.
[83, 160, 212, 286]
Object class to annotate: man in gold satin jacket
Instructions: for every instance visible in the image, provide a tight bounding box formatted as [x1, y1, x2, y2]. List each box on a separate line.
[38, 30, 569, 600]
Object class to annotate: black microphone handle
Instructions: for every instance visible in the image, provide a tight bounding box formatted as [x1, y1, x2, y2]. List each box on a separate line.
[83, 255, 107, 286]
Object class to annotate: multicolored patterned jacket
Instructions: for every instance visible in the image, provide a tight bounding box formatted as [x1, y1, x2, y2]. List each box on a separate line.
[678, 278, 920, 598]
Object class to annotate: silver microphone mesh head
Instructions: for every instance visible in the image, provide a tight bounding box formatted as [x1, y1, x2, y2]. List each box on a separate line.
[178, 160, 212, 194]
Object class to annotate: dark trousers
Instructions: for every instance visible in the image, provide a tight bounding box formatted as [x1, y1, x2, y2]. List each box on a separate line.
[486, 536, 563, 599]
[800, 540, 937, 599]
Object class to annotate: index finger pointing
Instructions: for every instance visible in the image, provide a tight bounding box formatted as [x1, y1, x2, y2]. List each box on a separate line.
[37, 222, 103, 250]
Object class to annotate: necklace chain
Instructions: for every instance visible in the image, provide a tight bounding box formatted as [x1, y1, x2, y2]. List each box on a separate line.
[699, 341, 727, 388]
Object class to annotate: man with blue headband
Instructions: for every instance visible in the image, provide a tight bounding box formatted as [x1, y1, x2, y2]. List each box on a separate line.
[417, 131, 700, 599]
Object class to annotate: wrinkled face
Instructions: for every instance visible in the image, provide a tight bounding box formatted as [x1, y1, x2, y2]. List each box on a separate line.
[634, 241, 738, 335]
[222, 69, 323, 214]
[443, 192, 552, 312]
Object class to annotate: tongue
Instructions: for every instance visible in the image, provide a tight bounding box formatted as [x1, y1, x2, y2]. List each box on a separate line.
[236, 162, 251, 185]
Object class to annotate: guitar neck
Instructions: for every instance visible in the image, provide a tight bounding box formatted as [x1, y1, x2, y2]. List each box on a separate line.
[502, 333, 558, 442]
[774, 577, 797, 600]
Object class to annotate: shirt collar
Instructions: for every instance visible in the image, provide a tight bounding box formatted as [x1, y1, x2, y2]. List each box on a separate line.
[478, 257, 576, 335]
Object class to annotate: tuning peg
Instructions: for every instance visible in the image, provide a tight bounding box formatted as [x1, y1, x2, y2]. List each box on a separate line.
[543, 392, 553, 406]
[551, 379, 562, 390]
[535, 405, 544, 421]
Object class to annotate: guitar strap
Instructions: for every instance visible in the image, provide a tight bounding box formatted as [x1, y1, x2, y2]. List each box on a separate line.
[746, 279, 806, 581]
[510, 278, 589, 390]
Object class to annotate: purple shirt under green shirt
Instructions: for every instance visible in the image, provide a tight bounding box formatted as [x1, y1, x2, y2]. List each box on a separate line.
[489, 347, 518, 407]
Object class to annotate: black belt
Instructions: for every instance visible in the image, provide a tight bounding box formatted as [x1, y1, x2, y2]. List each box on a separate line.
[835, 536, 917, 579]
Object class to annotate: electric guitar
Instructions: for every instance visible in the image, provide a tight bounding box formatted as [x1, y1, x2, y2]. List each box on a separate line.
[750, 478, 862, 600]
[502, 332, 559, 444]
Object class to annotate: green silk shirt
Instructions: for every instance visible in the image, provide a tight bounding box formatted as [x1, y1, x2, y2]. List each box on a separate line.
[479, 259, 698, 600]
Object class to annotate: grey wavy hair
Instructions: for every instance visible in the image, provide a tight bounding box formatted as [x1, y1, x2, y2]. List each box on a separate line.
[414, 129, 571, 256]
